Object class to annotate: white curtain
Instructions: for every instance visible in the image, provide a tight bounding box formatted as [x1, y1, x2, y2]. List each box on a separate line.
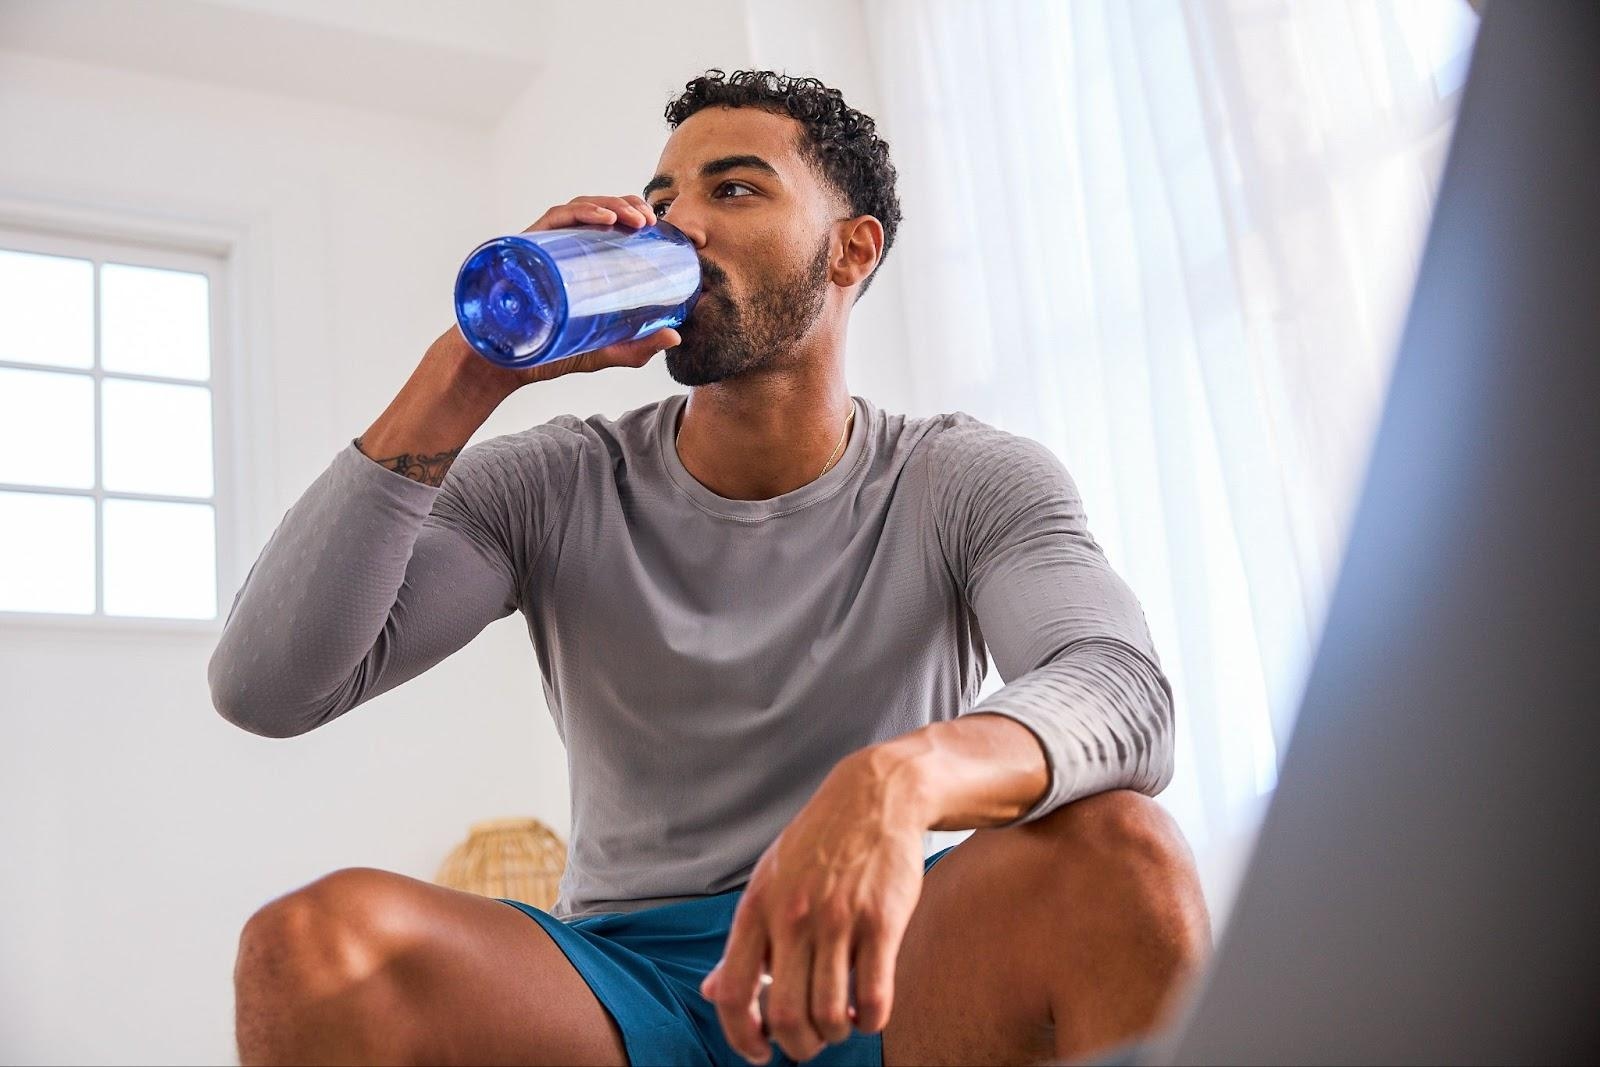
[865, 0, 1478, 870]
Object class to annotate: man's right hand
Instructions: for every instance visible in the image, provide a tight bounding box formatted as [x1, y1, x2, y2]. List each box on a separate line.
[443, 194, 683, 400]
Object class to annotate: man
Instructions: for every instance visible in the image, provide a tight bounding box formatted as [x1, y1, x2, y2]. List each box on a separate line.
[211, 68, 1209, 1067]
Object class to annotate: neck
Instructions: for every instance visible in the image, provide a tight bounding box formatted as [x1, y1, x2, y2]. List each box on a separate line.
[674, 366, 855, 501]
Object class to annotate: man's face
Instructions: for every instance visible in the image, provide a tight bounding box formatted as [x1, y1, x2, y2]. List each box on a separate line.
[644, 107, 843, 387]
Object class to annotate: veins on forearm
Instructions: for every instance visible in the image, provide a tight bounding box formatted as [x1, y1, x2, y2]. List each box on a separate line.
[354, 436, 463, 487]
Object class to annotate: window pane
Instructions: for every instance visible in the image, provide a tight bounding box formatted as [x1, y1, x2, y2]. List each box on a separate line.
[0, 248, 94, 369]
[101, 378, 214, 497]
[0, 491, 96, 614]
[0, 367, 95, 489]
[103, 498, 216, 619]
[101, 262, 211, 381]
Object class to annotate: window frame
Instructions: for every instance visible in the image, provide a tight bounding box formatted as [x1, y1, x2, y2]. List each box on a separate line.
[0, 216, 244, 636]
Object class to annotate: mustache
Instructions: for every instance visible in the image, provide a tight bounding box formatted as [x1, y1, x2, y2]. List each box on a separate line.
[698, 259, 727, 288]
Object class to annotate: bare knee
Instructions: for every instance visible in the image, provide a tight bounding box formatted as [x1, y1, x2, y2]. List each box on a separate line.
[234, 868, 421, 1064]
[237, 868, 410, 990]
[1030, 791, 1212, 968]
[1008, 792, 1210, 1061]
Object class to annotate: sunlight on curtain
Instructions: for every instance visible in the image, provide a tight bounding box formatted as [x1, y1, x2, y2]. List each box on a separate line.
[865, 0, 1478, 881]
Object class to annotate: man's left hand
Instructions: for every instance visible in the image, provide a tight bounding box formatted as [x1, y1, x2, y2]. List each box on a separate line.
[699, 752, 929, 1065]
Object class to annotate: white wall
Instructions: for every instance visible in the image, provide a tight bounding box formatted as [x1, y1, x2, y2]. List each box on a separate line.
[0, 3, 921, 1061]
[0, 45, 516, 1065]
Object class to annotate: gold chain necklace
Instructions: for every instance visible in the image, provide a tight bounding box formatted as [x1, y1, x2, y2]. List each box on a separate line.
[816, 402, 856, 478]
[676, 400, 856, 482]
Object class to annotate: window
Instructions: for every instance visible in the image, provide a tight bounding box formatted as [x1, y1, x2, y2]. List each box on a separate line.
[0, 225, 231, 628]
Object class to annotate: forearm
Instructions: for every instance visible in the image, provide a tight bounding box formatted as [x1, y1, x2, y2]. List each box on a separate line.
[356, 326, 516, 486]
[845, 641, 1173, 834]
[846, 712, 1050, 832]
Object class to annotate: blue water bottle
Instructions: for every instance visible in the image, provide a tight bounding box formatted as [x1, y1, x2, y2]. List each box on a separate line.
[454, 219, 701, 369]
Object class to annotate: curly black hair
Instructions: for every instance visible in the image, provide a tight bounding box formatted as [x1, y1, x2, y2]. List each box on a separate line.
[663, 69, 902, 302]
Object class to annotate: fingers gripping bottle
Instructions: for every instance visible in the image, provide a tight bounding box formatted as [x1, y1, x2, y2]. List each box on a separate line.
[454, 219, 702, 369]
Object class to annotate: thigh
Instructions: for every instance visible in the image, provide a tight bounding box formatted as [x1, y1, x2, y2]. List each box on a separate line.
[880, 834, 1058, 1067]
[276, 867, 628, 1067]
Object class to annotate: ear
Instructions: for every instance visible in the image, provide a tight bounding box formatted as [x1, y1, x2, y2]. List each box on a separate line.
[833, 214, 884, 291]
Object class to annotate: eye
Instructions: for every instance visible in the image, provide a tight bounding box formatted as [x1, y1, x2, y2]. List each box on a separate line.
[651, 181, 755, 218]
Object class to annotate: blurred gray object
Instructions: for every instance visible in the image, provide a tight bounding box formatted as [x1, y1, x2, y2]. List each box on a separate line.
[1137, 0, 1600, 1063]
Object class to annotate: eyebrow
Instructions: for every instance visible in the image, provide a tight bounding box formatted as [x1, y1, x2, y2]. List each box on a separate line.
[643, 154, 781, 199]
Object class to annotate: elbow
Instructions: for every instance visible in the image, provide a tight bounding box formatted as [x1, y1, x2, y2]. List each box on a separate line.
[210, 688, 308, 740]
[207, 651, 311, 740]
[1146, 725, 1176, 797]
[1144, 671, 1177, 795]
[216, 704, 308, 740]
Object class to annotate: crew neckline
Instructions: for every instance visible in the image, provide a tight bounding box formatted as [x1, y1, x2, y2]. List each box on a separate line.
[657, 392, 872, 521]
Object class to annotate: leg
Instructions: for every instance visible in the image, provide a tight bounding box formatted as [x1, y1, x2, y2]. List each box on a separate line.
[882, 790, 1211, 1066]
[233, 867, 628, 1066]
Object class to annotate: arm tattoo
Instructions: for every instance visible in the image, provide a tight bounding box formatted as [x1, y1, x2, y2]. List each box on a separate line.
[354, 436, 463, 488]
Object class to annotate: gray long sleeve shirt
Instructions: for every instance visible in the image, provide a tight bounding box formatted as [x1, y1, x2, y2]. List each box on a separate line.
[208, 392, 1174, 919]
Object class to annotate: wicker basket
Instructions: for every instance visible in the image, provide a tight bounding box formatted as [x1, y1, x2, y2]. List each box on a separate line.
[434, 816, 567, 908]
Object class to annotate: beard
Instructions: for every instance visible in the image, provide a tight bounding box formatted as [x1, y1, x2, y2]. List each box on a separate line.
[665, 234, 832, 387]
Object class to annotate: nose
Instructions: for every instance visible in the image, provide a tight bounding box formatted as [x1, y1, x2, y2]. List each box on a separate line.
[659, 203, 708, 249]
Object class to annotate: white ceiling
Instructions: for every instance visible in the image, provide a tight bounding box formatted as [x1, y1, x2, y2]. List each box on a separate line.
[0, 0, 589, 126]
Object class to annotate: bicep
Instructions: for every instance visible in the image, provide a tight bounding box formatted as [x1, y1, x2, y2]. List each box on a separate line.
[967, 522, 1160, 683]
[940, 432, 1159, 679]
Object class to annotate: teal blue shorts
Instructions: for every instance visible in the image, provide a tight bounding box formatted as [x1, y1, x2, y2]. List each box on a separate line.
[497, 845, 958, 1066]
